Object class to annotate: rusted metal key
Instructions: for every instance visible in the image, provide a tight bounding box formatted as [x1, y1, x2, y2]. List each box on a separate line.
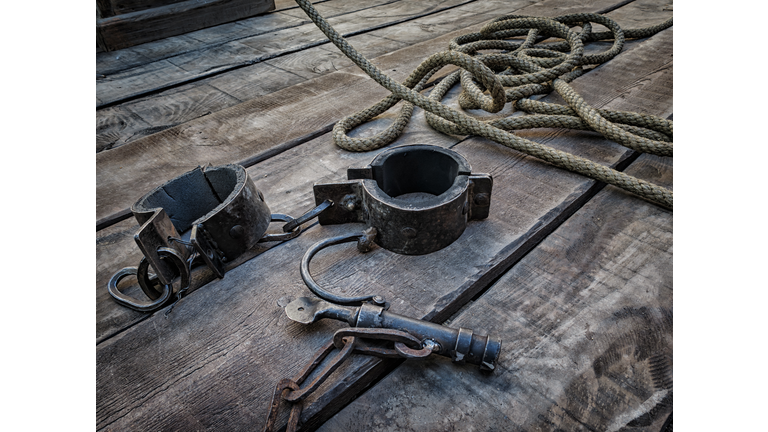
[285, 297, 502, 371]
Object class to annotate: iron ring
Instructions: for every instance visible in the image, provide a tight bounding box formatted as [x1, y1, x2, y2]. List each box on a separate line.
[259, 214, 303, 243]
[107, 267, 173, 313]
[136, 257, 165, 300]
[136, 246, 190, 300]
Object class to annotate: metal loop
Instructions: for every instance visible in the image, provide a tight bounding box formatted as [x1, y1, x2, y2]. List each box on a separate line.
[300, 231, 385, 305]
[263, 379, 302, 432]
[107, 247, 190, 313]
[333, 327, 423, 357]
[107, 267, 173, 313]
[136, 257, 167, 300]
[394, 341, 433, 359]
[282, 199, 333, 233]
[137, 247, 190, 298]
[259, 214, 303, 243]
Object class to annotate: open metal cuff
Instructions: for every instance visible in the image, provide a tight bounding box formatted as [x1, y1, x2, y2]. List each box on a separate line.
[312, 144, 492, 255]
[131, 164, 272, 282]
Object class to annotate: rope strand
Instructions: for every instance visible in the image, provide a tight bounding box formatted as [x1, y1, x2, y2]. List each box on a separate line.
[294, 0, 673, 209]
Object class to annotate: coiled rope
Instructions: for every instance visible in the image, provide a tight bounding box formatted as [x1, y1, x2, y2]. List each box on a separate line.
[295, 0, 673, 209]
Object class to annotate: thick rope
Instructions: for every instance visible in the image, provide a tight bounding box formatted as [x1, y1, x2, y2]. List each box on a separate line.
[294, 0, 673, 209]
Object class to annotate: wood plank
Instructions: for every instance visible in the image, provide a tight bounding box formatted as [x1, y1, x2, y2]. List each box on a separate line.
[95, 0, 473, 107]
[101, 0, 187, 17]
[97, 83, 252, 152]
[97, 0, 276, 51]
[265, 35, 411, 79]
[97, 59, 194, 108]
[97, 107, 154, 153]
[95, 1, 378, 75]
[274, 0, 325, 10]
[102, 0, 626, 223]
[97, 33, 200, 75]
[188, 0, 393, 45]
[318, 152, 672, 432]
[95, 0, 520, 152]
[96, 12, 672, 432]
[276, 0, 386, 20]
[95, 0, 670, 312]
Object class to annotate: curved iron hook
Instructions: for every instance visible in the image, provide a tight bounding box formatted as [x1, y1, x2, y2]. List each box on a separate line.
[300, 229, 386, 306]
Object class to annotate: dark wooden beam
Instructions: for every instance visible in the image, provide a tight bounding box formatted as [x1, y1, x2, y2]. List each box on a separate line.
[96, 0, 276, 51]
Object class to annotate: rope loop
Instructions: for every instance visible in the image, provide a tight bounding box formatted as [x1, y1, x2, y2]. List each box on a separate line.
[295, 0, 674, 209]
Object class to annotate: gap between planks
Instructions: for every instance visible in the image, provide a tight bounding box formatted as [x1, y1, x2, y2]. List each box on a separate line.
[95, 0, 518, 154]
[95, 0, 478, 109]
[96, 20, 671, 432]
[95, 0, 666, 230]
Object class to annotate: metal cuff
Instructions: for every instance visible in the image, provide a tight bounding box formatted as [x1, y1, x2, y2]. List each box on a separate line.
[131, 164, 271, 282]
[312, 144, 492, 255]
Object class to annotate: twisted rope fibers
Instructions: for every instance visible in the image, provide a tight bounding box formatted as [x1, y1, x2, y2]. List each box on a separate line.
[295, 0, 673, 209]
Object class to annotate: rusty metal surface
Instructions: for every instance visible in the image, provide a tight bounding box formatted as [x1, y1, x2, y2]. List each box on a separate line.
[107, 164, 273, 312]
[264, 327, 440, 432]
[299, 230, 388, 305]
[131, 164, 272, 279]
[132, 208, 186, 285]
[313, 144, 492, 255]
[285, 297, 502, 371]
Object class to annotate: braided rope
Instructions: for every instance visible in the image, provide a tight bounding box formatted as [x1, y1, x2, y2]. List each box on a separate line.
[295, 0, 673, 209]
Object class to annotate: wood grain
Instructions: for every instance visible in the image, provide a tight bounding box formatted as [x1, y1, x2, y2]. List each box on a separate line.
[96, 17, 672, 432]
[96, 0, 473, 107]
[99, 0, 188, 17]
[319, 151, 672, 432]
[95, 0, 529, 152]
[97, 0, 276, 51]
[95, 0, 673, 338]
[96, 0, 669, 223]
[95, 1, 371, 75]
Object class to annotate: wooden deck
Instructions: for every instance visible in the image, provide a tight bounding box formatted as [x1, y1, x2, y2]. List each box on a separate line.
[96, 0, 673, 430]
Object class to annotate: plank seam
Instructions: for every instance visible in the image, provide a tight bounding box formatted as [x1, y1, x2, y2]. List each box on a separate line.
[272, 0, 334, 13]
[95, 75, 449, 231]
[300, 149, 651, 431]
[96, 0, 477, 109]
[96, 0, 397, 76]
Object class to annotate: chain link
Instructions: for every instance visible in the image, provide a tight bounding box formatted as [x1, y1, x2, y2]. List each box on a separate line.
[263, 327, 435, 432]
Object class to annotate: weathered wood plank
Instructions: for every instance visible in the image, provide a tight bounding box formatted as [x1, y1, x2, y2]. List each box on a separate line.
[96, 64, 309, 153]
[95, 1, 372, 75]
[100, 0, 187, 17]
[96, 18, 671, 432]
[277, 0, 391, 20]
[96, 107, 154, 153]
[97, 84, 243, 152]
[273, 0, 330, 11]
[97, 33, 200, 74]
[318, 152, 672, 432]
[95, 0, 671, 337]
[96, 0, 672, 335]
[97, 0, 276, 51]
[100, 0, 665, 223]
[265, 35, 411, 79]
[95, 0, 521, 152]
[187, 0, 393, 45]
[96, 0, 473, 107]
